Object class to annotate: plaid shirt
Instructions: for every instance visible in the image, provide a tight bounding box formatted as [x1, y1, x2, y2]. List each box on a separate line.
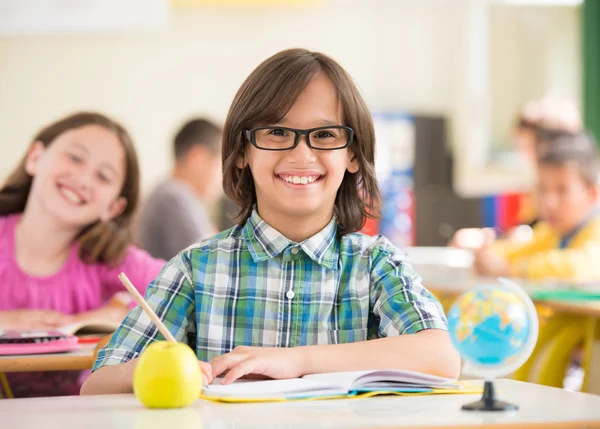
[93, 211, 447, 370]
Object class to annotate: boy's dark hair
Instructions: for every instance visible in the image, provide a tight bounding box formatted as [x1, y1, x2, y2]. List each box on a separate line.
[221, 48, 381, 235]
[174, 119, 222, 160]
[537, 130, 599, 187]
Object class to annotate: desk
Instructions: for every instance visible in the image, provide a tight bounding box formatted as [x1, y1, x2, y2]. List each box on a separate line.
[2, 380, 600, 429]
[0, 344, 95, 373]
[405, 246, 600, 394]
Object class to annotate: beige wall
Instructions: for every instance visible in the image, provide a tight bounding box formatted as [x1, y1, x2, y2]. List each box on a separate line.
[490, 4, 581, 149]
[0, 0, 580, 195]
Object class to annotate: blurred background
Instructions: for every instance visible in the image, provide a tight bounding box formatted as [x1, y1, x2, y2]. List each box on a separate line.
[0, 0, 597, 245]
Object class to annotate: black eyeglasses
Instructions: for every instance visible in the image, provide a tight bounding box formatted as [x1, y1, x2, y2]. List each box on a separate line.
[244, 126, 354, 151]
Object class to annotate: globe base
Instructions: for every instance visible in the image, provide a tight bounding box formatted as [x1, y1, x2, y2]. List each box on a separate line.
[462, 381, 518, 412]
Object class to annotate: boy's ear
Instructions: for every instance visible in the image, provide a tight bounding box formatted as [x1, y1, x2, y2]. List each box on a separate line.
[588, 183, 599, 203]
[102, 197, 127, 222]
[235, 154, 246, 169]
[24, 141, 46, 176]
[346, 148, 359, 174]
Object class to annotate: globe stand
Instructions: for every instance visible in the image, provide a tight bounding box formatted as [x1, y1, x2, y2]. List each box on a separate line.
[462, 380, 518, 412]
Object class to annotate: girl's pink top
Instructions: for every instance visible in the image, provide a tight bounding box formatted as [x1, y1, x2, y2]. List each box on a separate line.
[0, 214, 166, 398]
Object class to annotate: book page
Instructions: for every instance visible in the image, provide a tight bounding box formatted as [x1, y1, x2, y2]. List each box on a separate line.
[302, 371, 372, 391]
[303, 369, 460, 390]
[57, 320, 119, 336]
[202, 378, 347, 399]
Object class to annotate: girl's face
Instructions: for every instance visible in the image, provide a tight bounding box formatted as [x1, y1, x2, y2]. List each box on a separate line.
[239, 72, 359, 229]
[25, 125, 127, 229]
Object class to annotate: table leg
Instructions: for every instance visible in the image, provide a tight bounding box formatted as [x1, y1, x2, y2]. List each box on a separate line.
[584, 318, 600, 394]
[0, 373, 13, 399]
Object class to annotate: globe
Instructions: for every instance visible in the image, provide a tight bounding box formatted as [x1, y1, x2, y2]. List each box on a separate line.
[447, 278, 539, 411]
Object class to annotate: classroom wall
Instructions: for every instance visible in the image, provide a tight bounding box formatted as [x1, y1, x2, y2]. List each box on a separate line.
[490, 4, 581, 150]
[0, 0, 580, 195]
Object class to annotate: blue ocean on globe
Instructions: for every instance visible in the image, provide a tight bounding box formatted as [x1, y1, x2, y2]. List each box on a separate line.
[447, 286, 531, 367]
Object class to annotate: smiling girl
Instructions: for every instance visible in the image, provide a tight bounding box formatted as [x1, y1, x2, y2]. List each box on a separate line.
[0, 112, 165, 397]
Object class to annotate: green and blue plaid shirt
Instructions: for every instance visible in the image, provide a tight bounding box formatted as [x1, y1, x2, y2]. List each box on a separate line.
[93, 211, 447, 370]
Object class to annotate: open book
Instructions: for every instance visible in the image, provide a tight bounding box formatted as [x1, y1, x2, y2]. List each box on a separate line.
[201, 369, 468, 402]
[56, 319, 119, 336]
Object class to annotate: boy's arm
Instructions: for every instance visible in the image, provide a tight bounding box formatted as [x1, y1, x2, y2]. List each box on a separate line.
[301, 329, 459, 378]
[211, 330, 459, 385]
[80, 359, 139, 395]
[81, 254, 197, 395]
[211, 240, 460, 383]
[490, 220, 600, 280]
[310, 242, 460, 378]
[515, 242, 600, 280]
[474, 224, 552, 277]
[81, 357, 213, 395]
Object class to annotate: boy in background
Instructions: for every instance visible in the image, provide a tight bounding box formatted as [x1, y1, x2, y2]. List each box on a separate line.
[138, 119, 222, 260]
[475, 131, 600, 281]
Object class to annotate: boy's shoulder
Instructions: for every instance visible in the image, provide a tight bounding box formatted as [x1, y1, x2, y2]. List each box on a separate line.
[181, 224, 246, 254]
[339, 231, 406, 261]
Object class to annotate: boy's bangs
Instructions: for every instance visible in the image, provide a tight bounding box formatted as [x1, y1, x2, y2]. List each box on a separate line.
[246, 63, 319, 128]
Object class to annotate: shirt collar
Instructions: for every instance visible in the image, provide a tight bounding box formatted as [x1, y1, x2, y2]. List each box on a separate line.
[242, 210, 340, 270]
[559, 208, 600, 249]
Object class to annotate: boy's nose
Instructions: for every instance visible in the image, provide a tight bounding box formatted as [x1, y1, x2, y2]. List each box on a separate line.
[287, 135, 316, 164]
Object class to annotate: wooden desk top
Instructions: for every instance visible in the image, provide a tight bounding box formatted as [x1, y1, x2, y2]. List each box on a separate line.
[2, 380, 600, 429]
[423, 275, 600, 318]
[0, 343, 95, 372]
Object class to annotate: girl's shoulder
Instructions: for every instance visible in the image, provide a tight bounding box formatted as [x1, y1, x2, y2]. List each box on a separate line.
[0, 213, 18, 233]
[0, 214, 19, 248]
[101, 245, 166, 274]
[92, 245, 166, 291]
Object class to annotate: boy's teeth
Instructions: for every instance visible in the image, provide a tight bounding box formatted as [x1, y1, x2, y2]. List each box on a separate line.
[282, 175, 318, 184]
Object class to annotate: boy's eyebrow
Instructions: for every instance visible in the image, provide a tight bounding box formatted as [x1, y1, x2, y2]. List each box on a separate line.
[276, 119, 342, 127]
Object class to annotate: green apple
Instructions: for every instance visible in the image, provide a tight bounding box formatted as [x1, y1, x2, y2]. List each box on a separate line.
[133, 341, 203, 408]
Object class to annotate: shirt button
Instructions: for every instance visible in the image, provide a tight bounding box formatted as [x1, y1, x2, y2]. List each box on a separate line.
[291, 247, 299, 255]
[286, 290, 295, 300]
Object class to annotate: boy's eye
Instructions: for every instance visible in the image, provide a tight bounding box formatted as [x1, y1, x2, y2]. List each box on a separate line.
[268, 128, 288, 137]
[313, 130, 336, 139]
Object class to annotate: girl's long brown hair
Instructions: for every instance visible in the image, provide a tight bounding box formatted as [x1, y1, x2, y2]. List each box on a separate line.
[0, 112, 141, 265]
[222, 49, 381, 235]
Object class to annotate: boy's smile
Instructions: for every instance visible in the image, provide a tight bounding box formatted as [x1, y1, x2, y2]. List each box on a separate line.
[275, 170, 324, 188]
[240, 72, 358, 241]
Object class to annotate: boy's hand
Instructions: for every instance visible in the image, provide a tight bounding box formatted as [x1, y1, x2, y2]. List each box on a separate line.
[210, 346, 306, 385]
[473, 247, 510, 277]
[450, 228, 496, 250]
[199, 360, 214, 385]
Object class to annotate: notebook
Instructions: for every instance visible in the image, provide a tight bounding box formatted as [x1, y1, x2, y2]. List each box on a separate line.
[0, 320, 118, 355]
[0, 330, 79, 355]
[201, 369, 472, 402]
